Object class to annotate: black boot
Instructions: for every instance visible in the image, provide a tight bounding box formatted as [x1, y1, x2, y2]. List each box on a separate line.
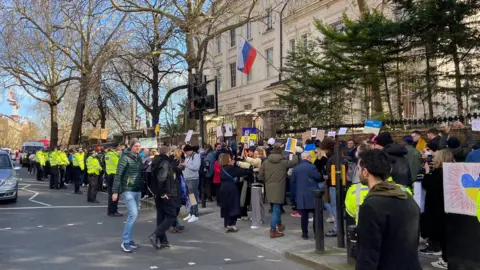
[148, 234, 160, 250]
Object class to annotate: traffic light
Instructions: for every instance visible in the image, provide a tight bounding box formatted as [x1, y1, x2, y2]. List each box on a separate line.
[188, 82, 215, 112]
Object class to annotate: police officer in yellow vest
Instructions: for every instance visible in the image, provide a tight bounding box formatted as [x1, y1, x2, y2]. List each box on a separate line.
[72, 149, 85, 195]
[105, 147, 122, 216]
[58, 148, 69, 188]
[86, 150, 103, 203]
[36, 149, 46, 181]
[49, 147, 62, 189]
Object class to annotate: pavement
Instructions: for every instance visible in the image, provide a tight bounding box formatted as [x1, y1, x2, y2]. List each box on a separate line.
[0, 168, 310, 270]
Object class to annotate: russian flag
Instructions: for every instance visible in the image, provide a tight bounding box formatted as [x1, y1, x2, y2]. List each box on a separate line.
[237, 39, 257, 74]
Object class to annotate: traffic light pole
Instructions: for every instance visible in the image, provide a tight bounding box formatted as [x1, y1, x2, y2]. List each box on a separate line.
[199, 110, 205, 149]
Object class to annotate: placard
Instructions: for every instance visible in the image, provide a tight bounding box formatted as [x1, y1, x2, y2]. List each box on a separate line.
[317, 130, 325, 141]
[185, 130, 193, 143]
[338, 127, 348, 135]
[139, 138, 158, 149]
[444, 163, 480, 217]
[302, 131, 310, 144]
[311, 128, 318, 138]
[285, 138, 298, 153]
[216, 126, 223, 137]
[363, 120, 382, 135]
[327, 131, 336, 137]
[472, 119, 480, 131]
[224, 124, 233, 137]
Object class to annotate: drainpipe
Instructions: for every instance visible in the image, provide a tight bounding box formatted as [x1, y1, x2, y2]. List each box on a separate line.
[279, 0, 290, 82]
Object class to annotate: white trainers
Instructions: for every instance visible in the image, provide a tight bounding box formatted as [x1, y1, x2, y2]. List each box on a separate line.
[187, 215, 199, 223]
[431, 258, 448, 269]
[183, 214, 192, 221]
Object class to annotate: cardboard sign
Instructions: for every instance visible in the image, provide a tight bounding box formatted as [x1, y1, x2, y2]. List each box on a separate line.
[443, 163, 480, 217]
[338, 127, 348, 135]
[139, 138, 157, 149]
[327, 131, 336, 137]
[285, 138, 298, 153]
[363, 120, 382, 135]
[311, 128, 318, 138]
[317, 130, 325, 141]
[185, 130, 193, 143]
[472, 119, 480, 131]
[216, 126, 223, 137]
[302, 131, 310, 144]
[224, 124, 233, 137]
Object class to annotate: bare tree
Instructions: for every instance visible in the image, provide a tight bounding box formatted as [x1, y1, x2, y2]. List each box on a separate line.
[10, 0, 129, 145]
[0, 0, 79, 147]
[110, 0, 264, 76]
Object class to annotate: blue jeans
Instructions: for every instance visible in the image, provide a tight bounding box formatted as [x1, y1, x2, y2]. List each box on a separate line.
[186, 179, 199, 216]
[270, 203, 282, 231]
[122, 191, 141, 244]
[329, 187, 337, 232]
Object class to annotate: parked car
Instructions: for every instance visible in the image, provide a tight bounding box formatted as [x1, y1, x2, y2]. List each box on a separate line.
[0, 151, 20, 203]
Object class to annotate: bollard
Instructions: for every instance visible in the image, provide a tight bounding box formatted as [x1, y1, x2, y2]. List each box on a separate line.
[347, 225, 358, 264]
[313, 188, 325, 254]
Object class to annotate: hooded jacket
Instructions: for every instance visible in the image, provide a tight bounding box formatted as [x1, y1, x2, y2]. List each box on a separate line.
[356, 181, 421, 270]
[152, 154, 178, 199]
[449, 146, 471, 162]
[258, 152, 298, 204]
[383, 144, 413, 187]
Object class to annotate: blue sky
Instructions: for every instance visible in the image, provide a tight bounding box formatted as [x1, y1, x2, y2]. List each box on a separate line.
[0, 93, 38, 119]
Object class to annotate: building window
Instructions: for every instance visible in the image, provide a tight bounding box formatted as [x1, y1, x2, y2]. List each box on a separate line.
[244, 104, 252, 110]
[216, 68, 222, 91]
[264, 99, 278, 107]
[246, 21, 252, 40]
[266, 47, 274, 78]
[216, 35, 221, 54]
[230, 28, 236, 47]
[289, 39, 295, 51]
[266, 9, 273, 30]
[302, 34, 308, 47]
[229, 62, 236, 88]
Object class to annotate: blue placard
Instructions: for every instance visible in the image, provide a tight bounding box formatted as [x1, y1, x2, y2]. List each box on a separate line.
[365, 120, 382, 128]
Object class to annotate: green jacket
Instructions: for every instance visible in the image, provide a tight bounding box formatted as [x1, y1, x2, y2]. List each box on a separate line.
[405, 145, 422, 181]
[112, 152, 143, 193]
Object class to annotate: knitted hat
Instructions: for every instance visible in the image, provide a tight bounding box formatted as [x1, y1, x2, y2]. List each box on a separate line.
[129, 138, 140, 147]
[373, 132, 393, 147]
[402, 135, 414, 145]
[272, 143, 283, 154]
[447, 137, 461, 149]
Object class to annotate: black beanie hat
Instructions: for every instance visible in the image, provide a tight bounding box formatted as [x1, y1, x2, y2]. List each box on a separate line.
[374, 132, 394, 147]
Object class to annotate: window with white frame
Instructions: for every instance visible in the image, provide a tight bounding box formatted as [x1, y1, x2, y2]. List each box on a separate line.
[302, 34, 308, 47]
[216, 35, 221, 54]
[289, 39, 295, 51]
[230, 62, 236, 88]
[244, 104, 252, 110]
[246, 21, 252, 40]
[266, 47, 274, 78]
[266, 9, 273, 30]
[216, 68, 222, 91]
[230, 28, 236, 47]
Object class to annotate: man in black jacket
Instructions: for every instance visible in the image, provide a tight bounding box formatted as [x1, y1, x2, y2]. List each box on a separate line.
[355, 149, 421, 270]
[149, 146, 178, 249]
[373, 132, 413, 187]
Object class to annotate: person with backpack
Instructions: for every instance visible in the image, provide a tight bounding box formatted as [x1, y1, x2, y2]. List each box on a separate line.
[181, 145, 201, 223]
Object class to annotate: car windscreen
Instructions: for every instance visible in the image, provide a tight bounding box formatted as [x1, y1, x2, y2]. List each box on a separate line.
[0, 155, 11, 169]
[22, 146, 44, 153]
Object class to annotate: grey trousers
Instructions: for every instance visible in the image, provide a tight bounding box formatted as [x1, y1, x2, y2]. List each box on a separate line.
[250, 186, 265, 227]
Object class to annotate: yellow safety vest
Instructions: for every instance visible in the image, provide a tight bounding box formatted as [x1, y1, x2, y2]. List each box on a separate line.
[78, 153, 85, 171]
[49, 151, 59, 166]
[87, 156, 102, 175]
[59, 152, 69, 165]
[37, 151, 45, 166]
[345, 183, 369, 223]
[104, 151, 119, 175]
[72, 153, 79, 167]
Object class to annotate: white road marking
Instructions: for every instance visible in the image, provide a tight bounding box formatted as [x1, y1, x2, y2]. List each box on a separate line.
[149, 267, 158, 269]
[5, 227, 11, 230]
[257, 255, 264, 258]
[188, 262, 196, 266]
[67, 224, 74, 226]
[148, 220, 152, 223]
[224, 258, 231, 261]
[21, 184, 51, 206]
[265, 259, 282, 262]
[37, 225, 43, 228]
[97, 222, 103, 225]
[0, 205, 125, 210]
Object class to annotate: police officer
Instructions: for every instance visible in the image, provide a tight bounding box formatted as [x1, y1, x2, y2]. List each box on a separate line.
[72, 149, 85, 194]
[49, 147, 61, 189]
[36, 148, 46, 181]
[58, 148, 69, 189]
[105, 146, 122, 216]
[86, 150, 102, 203]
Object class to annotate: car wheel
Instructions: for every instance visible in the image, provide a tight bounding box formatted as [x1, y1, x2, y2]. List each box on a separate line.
[11, 194, 17, 203]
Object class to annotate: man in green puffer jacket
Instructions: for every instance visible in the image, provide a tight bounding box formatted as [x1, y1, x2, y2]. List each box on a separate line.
[112, 138, 144, 253]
